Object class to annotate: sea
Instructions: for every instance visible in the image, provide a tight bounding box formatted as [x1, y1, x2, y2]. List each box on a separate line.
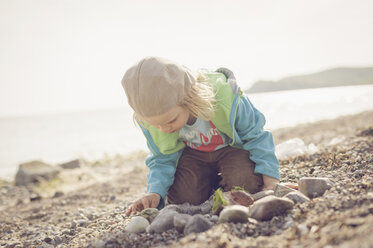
[1, 85, 373, 180]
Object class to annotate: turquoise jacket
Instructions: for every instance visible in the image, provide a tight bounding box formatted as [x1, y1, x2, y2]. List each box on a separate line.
[137, 68, 280, 205]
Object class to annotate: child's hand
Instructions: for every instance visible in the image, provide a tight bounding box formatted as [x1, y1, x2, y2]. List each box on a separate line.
[262, 174, 279, 191]
[125, 193, 161, 216]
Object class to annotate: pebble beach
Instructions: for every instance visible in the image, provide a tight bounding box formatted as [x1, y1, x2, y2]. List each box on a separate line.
[1, 110, 373, 248]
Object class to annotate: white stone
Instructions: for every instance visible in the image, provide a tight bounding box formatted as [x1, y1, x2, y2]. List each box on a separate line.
[218, 205, 249, 224]
[124, 216, 149, 233]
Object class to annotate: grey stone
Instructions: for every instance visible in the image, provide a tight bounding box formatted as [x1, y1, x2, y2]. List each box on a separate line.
[252, 190, 274, 201]
[173, 213, 192, 233]
[53, 191, 64, 198]
[184, 214, 212, 235]
[200, 198, 214, 214]
[161, 204, 182, 213]
[285, 191, 310, 204]
[124, 216, 149, 233]
[59, 159, 80, 169]
[146, 210, 178, 233]
[298, 177, 334, 198]
[210, 215, 219, 223]
[218, 205, 249, 224]
[274, 183, 297, 197]
[15, 161, 59, 186]
[140, 208, 159, 223]
[54, 236, 62, 245]
[249, 195, 294, 221]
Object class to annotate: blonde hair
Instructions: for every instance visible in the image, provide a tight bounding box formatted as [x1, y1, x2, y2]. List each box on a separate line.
[133, 70, 216, 128]
[179, 70, 216, 120]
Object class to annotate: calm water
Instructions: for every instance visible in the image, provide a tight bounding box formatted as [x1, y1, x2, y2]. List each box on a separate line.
[1, 85, 373, 180]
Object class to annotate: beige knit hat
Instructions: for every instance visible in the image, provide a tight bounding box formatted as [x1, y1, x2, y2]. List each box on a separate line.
[121, 56, 196, 117]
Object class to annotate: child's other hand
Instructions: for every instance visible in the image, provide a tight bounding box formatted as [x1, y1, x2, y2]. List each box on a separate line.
[262, 174, 279, 191]
[125, 193, 161, 216]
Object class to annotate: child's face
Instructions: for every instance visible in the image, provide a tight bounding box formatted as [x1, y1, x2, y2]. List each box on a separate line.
[140, 106, 190, 133]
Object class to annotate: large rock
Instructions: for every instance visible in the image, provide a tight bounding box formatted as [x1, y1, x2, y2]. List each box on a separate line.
[285, 191, 310, 204]
[183, 214, 212, 235]
[124, 216, 149, 233]
[252, 190, 274, 201]
[298, 177, 334, 198]
[173, 213, 192, 233]
[274, 183, 297, 197]
[218, 205, 249, 224]
[59, 159, 80, 169]
[146, 210, 178, 233]
[249, 195, 294, 221]
[15, 161, 59, 186]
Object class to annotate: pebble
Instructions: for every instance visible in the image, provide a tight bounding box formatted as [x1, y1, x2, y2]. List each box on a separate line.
[284, 191, 310, 204]
[249, 195, 294, 221]
[183, 215, 212, 236]
[146, 210, 178, 233]
[124, 216, 149, 233]
[140, 208, 159, 223]
[218, 205, 249, 224]
[173, 213, 193, 233]
[252, 190, 274, 201]
[274, 183, 297, 197]
[296, 224, 309, 236]
[298, 177, 334, 198]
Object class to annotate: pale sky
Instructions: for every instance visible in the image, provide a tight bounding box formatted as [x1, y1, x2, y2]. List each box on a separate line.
[1, 0, 373, 117]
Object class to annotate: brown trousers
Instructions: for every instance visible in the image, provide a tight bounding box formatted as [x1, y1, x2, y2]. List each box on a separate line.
[167, 146, 264, 205]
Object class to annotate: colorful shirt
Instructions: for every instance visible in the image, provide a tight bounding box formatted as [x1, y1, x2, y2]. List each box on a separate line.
[178, 118, 229, 152]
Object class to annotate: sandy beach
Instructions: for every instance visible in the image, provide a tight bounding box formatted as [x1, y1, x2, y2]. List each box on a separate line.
[1, 110, 372, 248]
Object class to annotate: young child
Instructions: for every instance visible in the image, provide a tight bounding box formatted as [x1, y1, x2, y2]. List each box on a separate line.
[121, 57, 280, 215]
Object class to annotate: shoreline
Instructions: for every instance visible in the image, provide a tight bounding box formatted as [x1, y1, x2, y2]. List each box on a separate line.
[1, 109, 373, 184]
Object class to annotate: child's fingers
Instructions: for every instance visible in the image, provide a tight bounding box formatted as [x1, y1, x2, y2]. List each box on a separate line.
[142, 198, 150, 209]
[125, 204, 135, 215]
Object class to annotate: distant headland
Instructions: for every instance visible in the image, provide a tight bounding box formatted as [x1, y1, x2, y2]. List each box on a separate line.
[246, 67, 373, 93]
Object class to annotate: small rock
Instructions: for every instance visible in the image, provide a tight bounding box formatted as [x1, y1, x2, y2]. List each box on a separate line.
[285, 191, 310, 204]
[173, 213, 192, 233]
[200, 198, 214, 214]
[296, 224, 309, 236]
[212, 189, 254, 215]
[280, 182, 299, 190]
[184, 214, 212, 235]
[125, 216, 149, 233]
[140, 208, 159, 223]
[59, 159, 80, 169]
[15, 160, 59, 186]
[249, 195, 294, 221]
[91, 239, 105, 248]
[146, 210, 178, 233]
[274, 183, 297, 197]
[53, 191, 64, 198]
[71, 220, 78, 229]
[77, 219, 88, 227]
[218, 205, 249, 223]
[30, 192, 42, 201]
[210, 215, 219, 223]
[298, 177, 334, 198]
[252, 190, 274, 201]
[54, 236, 62, 245]
[161, 204, 182, 213]
[44, 237, 53, 244]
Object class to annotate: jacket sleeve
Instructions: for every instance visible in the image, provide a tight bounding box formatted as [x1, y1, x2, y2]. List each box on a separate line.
[234, 94, 280, 180]
[145, 149, 181, 206]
